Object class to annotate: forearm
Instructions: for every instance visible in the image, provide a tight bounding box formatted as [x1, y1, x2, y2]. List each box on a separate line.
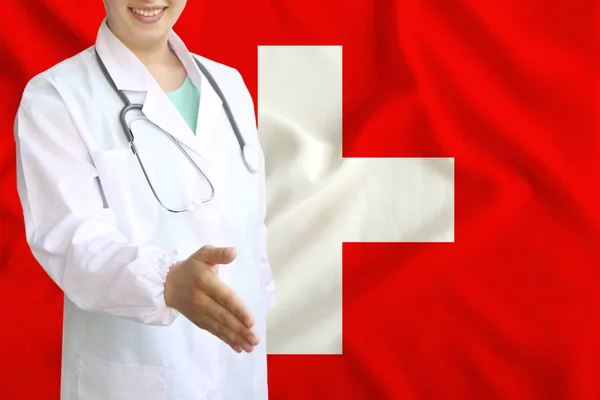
[27, 206, 181, 325]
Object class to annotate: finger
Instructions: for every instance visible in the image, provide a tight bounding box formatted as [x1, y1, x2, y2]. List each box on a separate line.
[206, 280, 255, 328]
[203, 312, 258, 353]
[192, 245, 237, 266]
[189, 303, 243, 353]
[208, 324, 243, 354]
[201, 298, 260, 347]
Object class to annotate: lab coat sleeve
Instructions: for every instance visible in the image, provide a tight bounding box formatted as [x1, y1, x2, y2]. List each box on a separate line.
[234, 69, 276, 310]
[14, 74, 180, 326]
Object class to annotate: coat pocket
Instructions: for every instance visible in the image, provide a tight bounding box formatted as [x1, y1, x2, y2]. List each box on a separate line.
[90, 148, 159, 245]
[77, 352, 166, 400]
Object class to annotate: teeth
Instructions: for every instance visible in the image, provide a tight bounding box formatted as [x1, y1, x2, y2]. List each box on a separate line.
[131, 8, 164, 17]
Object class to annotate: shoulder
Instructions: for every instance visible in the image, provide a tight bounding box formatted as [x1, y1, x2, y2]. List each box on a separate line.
[16, 48, 95, 146]
[189, 52, 254, 111]
[189, 53, 239, 76]
[21, 47, 95, 102]
[189, 52, 249, 89]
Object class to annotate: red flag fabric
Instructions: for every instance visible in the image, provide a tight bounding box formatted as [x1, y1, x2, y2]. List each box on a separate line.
[1, 1, 599, 399]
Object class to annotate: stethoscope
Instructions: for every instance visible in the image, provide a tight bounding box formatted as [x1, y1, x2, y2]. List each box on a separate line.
[94, 48, 260, 213]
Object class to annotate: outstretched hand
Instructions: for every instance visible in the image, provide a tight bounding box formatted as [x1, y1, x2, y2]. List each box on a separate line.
[164, 245, 259, 353]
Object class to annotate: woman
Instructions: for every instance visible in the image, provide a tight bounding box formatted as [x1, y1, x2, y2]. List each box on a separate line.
[14, 0, 275, 399]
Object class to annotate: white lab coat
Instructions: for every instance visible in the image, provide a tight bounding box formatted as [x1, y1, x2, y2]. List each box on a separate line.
[14, 21, 275, 400]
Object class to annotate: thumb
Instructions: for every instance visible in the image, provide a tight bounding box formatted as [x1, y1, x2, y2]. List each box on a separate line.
[192, 245, 237, 266]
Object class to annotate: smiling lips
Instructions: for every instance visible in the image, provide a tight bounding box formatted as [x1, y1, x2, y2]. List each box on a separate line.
[129, 6, 167, 23]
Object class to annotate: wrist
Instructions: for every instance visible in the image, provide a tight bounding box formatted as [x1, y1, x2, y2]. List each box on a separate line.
[164, 261, 181, 309]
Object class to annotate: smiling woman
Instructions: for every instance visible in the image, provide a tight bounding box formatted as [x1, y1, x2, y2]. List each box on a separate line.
[13, 0, 275, 399]
[104, 0, 186, 53]
[103, 0, 190, 91]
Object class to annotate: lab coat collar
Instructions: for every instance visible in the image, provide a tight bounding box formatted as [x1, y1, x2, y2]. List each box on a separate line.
[94, 20, 224, 160]
[94, 20, 149, 91]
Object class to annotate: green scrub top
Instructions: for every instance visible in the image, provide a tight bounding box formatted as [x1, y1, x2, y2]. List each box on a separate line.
[166, 75, 200, 134]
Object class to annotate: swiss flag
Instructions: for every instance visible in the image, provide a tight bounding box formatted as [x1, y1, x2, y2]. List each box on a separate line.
[1, 1, 599, 400]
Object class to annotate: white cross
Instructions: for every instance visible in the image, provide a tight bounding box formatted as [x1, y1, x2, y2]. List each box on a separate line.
[258, 46, 454, 354]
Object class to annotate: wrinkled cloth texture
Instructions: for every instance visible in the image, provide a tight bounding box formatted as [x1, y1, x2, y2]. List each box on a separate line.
[1, 1, 600, 400]
[258, 46, 454, 354]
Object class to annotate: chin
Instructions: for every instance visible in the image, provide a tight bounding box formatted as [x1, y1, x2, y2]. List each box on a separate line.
[135, 31, 170, 47]
[128, 20, 170, 39]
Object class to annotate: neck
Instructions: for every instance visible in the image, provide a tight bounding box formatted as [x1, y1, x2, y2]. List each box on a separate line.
[127, 40, 173, 67]
[107, 23, 174, 67]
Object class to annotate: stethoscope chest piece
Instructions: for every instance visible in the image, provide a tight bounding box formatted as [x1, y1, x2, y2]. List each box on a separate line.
[242, 144, 260, 173]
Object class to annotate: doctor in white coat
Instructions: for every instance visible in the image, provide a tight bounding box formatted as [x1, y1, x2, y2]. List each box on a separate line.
[14, 0, 275, 399]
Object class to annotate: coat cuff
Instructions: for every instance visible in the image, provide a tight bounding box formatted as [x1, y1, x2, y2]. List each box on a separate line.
[135, 248, 182, 325]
